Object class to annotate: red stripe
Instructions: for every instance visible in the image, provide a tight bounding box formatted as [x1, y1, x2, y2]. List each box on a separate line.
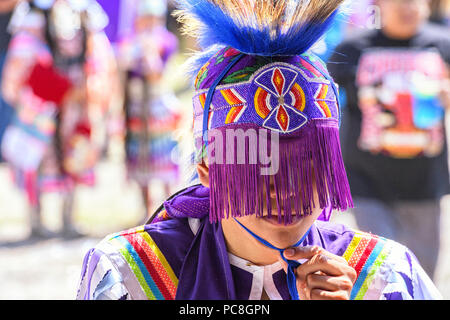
[123, 233, 173, 300]
[132, 233, 177, 299]
[347, 237, 370, 268]
[318, 101, 332, 118]
[353, 238, 378, 276]
[301, 59, 323, 78]
[223, 89, 242, 105]
[227, 106, 244, 124]
[290, 84, 304, 111]
[318, 85, 328, 99]
[229, 90, 242, 105]
[199, 94, 206, 108]
[272, 68, 285, 95]
[208, 111, 213, 128]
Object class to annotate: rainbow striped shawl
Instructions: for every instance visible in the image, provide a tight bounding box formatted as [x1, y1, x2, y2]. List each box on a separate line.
[107, 226, 179, 300]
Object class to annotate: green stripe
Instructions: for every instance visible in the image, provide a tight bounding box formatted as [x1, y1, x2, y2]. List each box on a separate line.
[110, 237, 156, 300]
[354, 241, 392, 300]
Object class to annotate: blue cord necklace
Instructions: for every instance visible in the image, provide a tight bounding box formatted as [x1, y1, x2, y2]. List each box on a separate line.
[233, 218, 311, 300]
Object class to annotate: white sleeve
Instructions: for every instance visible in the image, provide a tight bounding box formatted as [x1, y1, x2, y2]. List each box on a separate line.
[76, 243, 131, 300]
[408, 253, 443, 300]
[379, 244, 443, 300]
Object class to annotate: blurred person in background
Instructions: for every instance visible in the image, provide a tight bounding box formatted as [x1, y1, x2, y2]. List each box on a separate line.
[328, 0, 450, 278]
[1, 0, 116, 239]
[312, 0, 375, 62]
[0, 0, 17, 162]
[429, 0, 450, 25]
[118, 0, 181, 222]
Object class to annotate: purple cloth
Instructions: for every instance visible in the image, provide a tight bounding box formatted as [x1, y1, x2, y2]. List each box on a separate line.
[97, 0, 121, 43]
[163, 185, 210, 219]
[97, 0, 137, 43]
[160, 184, 333, 222]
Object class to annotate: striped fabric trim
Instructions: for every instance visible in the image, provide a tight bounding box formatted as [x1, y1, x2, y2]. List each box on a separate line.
[342, 230, 392, 300]
[107, 226, 178, 300]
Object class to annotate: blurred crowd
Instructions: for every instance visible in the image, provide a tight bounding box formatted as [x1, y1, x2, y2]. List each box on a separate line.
[0, 0, 193, 241]
[0, 0, 449, 287]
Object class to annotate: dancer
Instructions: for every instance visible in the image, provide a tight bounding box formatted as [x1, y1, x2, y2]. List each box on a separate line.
[118, 0, 181, 221]
[0, 0, 17, 162]
[77, 0, 441, 300]
[1, 0, 115, 238]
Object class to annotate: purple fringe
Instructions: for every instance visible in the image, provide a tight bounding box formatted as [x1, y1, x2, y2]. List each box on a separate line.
[208, 120, 353, 224]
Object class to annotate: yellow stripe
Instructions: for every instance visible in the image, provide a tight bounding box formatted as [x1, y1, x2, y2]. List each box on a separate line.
[109, 237, 156, 300]
[139, 229, 179, 287]
[199, 94, 206, 109]
[320, 84, 329, 99]
[254, 87, 269, 119]
[292, 83, 306, 112]
[225, 107, 238, 124]
[343, 233, 363, 262]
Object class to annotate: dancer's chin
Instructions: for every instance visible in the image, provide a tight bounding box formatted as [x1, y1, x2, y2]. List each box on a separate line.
[260, 214, 304, 227]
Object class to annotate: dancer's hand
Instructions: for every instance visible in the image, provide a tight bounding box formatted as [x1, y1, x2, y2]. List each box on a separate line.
[279, 246, 357, 300]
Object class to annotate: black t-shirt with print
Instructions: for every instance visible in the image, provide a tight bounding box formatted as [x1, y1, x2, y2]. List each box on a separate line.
[328, 23, 450, 202]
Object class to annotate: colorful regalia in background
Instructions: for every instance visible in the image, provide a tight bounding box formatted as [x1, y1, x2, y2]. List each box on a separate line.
[1, 0, 117, 238]
[118, 0, 181, 220]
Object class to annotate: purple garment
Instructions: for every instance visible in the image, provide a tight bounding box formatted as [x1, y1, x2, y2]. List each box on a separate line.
[97, 0, 138, 44]
[156, 184, 332, 222]
[146, 185, 357, 299]
[97, 0, 121, 43]
[162, 185, 210, 219]
[77, 184, 429, 300]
